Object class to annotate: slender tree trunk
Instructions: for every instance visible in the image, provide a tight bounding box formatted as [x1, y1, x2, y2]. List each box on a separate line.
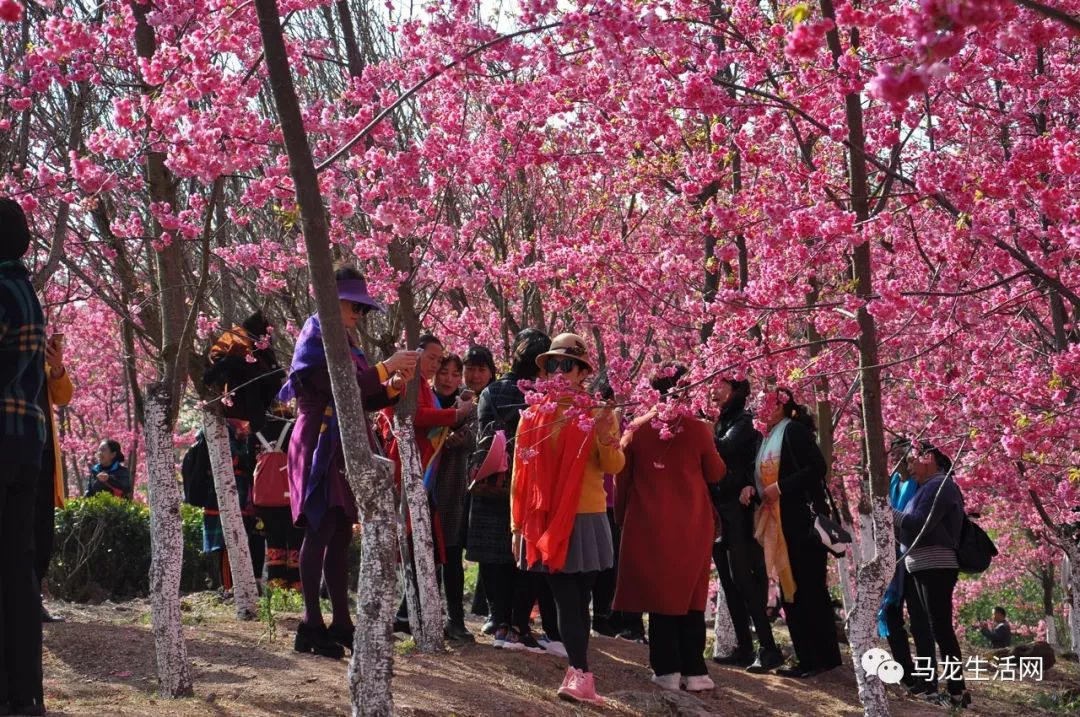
[203, 410, 259, 618]
[392, 375, 445, 652]
[254, 1, 399, 712]
[1066, 549, 1080, 652]
[143, 384, 194, 697]
[350, 484, 398, 712]
[818, 1, 893, 713]
[711, 578, 738, 658]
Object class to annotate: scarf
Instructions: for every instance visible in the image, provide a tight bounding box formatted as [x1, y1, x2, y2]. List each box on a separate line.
[753, 418, 797, 602]
[92, 460, 121, 475]
[277, 315, 366, 531]
[422, 382, 451, 495]
[511, 394, 593, 572]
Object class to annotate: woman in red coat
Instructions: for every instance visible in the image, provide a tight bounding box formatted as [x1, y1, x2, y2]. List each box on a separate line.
[613, 365, 726, 692]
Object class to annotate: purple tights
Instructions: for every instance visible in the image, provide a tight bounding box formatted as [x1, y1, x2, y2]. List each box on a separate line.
[299, 508, 353, 629]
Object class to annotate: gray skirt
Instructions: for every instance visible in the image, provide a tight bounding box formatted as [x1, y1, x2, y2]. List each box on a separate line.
[519, 512, 613, 574]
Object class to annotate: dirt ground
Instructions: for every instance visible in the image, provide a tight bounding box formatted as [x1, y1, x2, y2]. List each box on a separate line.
[40, 593, 1079, 716]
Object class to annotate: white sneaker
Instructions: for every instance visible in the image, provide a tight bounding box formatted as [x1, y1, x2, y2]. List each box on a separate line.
[684, 674, 715, 692]
[537, 634, 568, 658]
[651, 672, 682, 691]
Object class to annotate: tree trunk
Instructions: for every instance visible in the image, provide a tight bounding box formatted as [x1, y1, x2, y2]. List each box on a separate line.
[711, 577, 738, 658]
[818, 0, 894, 713]
[143, 384, 194, 698]
[1066, 548, 1080, 652]
[254, 1, 400, 711]
[836, 555, 855, 617]
[391, 378, 444, 652]
[202, 410, 259, 619]
[350, 483, 399, 715]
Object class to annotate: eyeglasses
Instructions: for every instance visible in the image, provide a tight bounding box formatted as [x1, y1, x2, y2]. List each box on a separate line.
[346, 301, 368, 315]
[544, 357, 584, 374]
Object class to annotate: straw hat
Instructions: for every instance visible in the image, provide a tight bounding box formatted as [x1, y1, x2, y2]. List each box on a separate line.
[535, 332, 595, 372]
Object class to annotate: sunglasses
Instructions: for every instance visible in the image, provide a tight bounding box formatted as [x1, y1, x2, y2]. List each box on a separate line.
[345, 301, 369, 315]
[544, 357, 585, 374]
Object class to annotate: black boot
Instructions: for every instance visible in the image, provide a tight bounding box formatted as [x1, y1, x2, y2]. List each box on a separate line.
[713, 646, 754, 667]
[294, 621, 345, 658]
[327, 623, 355, 654]
[445, 620, 475, 642]
[746, 647, 784, 673]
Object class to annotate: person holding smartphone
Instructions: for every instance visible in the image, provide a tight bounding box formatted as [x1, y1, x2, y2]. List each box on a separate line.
[431, 346, 496, 640]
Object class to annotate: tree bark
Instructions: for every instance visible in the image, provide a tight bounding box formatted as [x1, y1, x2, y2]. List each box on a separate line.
[392, 374, 445, 652]
[143, 384, 194, 698]
[818, 1, 893, 713]
[254, 0, 400, 712]
[1066, 549, 1080, 652]
[202, 410, 259, 618]
[711, 580, 738, 658]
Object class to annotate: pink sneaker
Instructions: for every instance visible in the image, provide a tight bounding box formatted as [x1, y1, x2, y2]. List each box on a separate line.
[557, 668, 604, 705]
[558, 666, 576, 693]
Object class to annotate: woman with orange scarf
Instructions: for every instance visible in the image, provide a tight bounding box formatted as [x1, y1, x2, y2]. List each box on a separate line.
[511, 333, 623, 706]
[749, 388, 841, 678]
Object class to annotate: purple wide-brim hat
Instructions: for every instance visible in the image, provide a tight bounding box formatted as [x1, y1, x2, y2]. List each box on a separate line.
[337, 278, 385, 313]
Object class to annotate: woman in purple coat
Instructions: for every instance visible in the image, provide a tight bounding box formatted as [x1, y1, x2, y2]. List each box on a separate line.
[280, 266, 418, 658]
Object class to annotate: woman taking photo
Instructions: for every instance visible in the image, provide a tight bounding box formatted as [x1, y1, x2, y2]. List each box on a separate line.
[466, 330, 551, 650]
[614, 365, 726, 692]
[280, 266, 418, 659]
[86, 440, 132, 500]
[511, 333, 623, 705]
[749, 388, 841, 678]
[432, 348, 496, 641]
[894, 443, 970, 708]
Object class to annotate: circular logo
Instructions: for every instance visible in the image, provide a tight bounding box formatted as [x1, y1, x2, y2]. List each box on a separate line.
[877, 659, 906, 684]
[861, 647, 892, 677]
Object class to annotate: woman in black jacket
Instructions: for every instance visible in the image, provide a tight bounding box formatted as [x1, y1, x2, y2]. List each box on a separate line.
[86, 440, 132, 499]
[894, 443, 970, 709]
[750, 388, 840, 678]
[711, 378, 782, 672]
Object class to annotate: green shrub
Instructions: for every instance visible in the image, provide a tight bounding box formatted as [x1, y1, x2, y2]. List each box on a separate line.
[50, 493, 215, 601]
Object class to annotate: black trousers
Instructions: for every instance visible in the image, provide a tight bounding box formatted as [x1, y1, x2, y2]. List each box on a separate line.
[911, 568, 966, 696]
[592, 510, 618, 623]
[783, 542, 841, 671]
[547, 571, 597, 670]
[441, 545, 466, 626]
[511, 568, 559, 638]
[648, 611, 707, 677]
[33, 451, 56, 588]
[1, 464, 44, 707]
[884, 567, 935, 689]
[245, 514, 266, 580]
[713, 506, 777, 654]
[479, 562, 514, 626]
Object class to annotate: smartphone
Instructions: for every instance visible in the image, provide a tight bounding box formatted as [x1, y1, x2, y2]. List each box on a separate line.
[459, 389, 475, 401]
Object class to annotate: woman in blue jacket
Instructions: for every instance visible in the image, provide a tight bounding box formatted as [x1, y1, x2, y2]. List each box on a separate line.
[893, 442, 970, 709]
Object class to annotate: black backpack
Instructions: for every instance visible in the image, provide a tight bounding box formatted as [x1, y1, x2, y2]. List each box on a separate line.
[957, 514, 998, 573]
[180, 433, 216, 509]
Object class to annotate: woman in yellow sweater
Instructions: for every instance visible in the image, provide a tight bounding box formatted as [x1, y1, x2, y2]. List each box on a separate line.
[511, 333, 623, 706]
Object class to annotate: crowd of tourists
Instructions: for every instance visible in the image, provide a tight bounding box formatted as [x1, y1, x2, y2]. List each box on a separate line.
[254, 267, 975, 709]
[0, 192, 978, 715]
